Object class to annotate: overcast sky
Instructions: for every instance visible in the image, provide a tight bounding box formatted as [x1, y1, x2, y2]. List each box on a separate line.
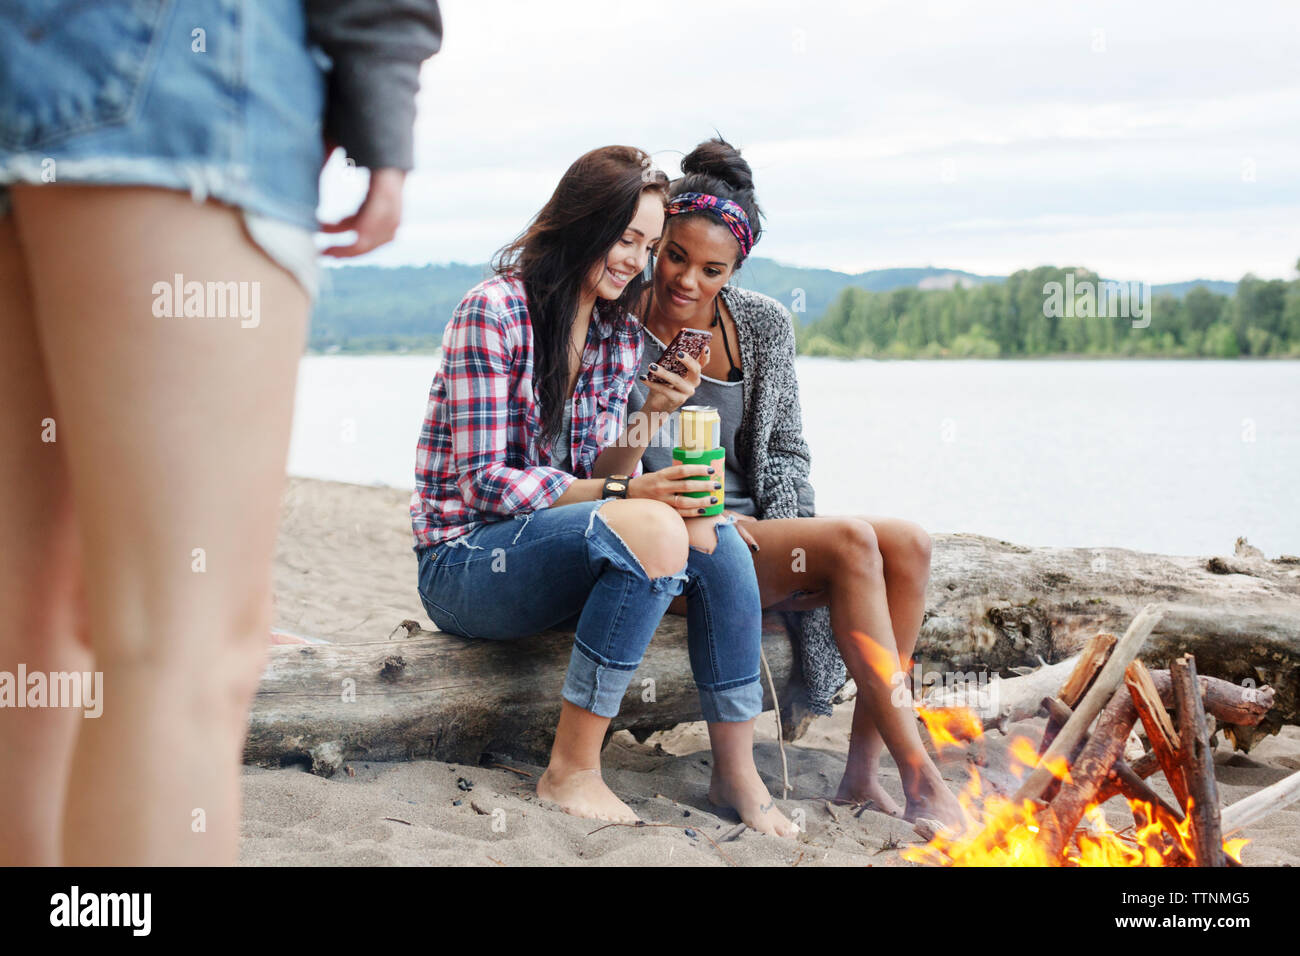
[318, 0, 1300, 284]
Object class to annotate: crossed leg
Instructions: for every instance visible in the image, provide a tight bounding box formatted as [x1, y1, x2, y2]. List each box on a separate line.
[671, 512, 963, 828]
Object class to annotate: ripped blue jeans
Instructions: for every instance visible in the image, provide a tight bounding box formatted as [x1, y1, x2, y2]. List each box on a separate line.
[415, 501, 763, 722]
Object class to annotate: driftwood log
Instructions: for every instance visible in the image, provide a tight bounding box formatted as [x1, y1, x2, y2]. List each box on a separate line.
[1220, 769, 1300, 833]
[251, 533, 1300, 775]
[912, 534, 1300, 745]
[246, 614, 795, 774]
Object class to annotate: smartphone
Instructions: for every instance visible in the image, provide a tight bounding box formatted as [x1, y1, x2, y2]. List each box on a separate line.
[647, 328, 712, 384]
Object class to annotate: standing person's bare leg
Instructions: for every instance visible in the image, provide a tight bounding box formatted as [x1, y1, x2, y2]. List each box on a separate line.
[834, 516, 932, 814]
[0, 214, 93, 865]
[12, 185, 309, 865]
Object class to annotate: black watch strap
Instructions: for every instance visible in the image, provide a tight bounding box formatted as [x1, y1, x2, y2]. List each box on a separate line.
[601, 475, 631, 499]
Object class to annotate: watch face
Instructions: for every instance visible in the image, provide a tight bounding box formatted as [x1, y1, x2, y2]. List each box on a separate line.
[608, 482, 626, 493]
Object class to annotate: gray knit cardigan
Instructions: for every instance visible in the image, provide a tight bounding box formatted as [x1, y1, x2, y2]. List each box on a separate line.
[706, 284, 846, 715]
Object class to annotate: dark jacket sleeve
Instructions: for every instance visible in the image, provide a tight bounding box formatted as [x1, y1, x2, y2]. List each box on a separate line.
[305, 0, 443, 171]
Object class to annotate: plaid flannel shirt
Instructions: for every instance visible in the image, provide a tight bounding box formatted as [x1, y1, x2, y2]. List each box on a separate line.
[412, 274, 645, 548]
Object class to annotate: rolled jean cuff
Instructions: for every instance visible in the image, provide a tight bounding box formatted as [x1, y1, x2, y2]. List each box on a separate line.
[698, 674, 764, 723]
[561, 639, 644, 719]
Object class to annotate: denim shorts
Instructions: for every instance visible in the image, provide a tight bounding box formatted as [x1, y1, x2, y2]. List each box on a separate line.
[0, 0, 324, 298]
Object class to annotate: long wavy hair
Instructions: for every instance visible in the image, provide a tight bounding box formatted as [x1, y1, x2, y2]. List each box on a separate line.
[493, 146, 669, 449]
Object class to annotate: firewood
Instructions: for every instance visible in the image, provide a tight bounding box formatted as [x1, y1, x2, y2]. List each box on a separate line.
[1110, 759, 1185, 825]
[1148, 671, 1272, 726]
[1096, 750, 1161, 803]
[1033, 670, 1272, 863]
[1128, 750, 1160, 779]
[1038, 633, 1119, 761]
[1014, 604, 1166, 804]
[1037, 687, 1139, 860]
[1035, 633, 1118, 802]
[1044, 698, 1188, 862]
[1058, 633, 1119, 708]
[1172, 655, 1226, 866]
[1040, 696, 1092, 803]
[1125, 660, 1188, 807]
[919, 655, 1081, 731]
[1127, 799, 1195, 867]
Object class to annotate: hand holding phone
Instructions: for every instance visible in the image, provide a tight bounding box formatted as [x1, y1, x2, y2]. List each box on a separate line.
[647, 328, 712, 385]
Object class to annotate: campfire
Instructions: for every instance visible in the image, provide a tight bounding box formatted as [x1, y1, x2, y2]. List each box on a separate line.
[903, 603, 1295, 866]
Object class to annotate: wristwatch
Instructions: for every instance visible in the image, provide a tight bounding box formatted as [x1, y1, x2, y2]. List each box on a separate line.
[601, 474, 631, 499]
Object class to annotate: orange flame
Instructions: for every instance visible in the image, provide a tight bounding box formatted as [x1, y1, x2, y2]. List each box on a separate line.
[1224, 838, 1249, 864]
[847, 630, 901, 687]
[918, 706, 984, 751]
[900, 740, 1247, 867]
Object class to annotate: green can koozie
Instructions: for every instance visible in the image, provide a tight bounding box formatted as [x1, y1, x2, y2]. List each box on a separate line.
[672, 446, 725, 516]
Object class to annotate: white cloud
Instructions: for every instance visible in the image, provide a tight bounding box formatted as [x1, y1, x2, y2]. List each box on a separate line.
[321, 0, 1300, 283]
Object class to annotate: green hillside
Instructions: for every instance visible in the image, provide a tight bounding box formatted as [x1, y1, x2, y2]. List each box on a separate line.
[307, 258, 1251, 356]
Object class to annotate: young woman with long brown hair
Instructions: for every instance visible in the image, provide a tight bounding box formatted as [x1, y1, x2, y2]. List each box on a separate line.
[412, 145, 794, 834]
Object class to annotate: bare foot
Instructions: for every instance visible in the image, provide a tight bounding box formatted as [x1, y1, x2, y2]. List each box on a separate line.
[902, 770, 970, 833]
[536, 766, 639, 824]
[708, 767, 798, 838]
[833, 769, 904, 818]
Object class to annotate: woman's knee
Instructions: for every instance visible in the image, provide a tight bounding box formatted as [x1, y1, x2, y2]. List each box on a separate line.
[871, 518, 932, 584]
[91, 574, 273, 680]
[683, 514, 730, 554]
[902, 522, 933, 573]
[594, 498, 688, 579]
[836, 518, 884, 578]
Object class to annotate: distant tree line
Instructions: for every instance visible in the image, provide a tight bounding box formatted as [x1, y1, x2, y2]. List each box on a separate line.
[797, 263, 1300, 359]
[310, 262, 488, 352]
[306, 259, 1292, 358]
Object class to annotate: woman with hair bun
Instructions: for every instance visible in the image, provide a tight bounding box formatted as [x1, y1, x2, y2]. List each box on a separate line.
[626, 137, 967, 830]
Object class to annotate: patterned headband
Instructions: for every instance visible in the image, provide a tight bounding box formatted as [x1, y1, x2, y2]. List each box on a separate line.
[665, 192, 755, 259]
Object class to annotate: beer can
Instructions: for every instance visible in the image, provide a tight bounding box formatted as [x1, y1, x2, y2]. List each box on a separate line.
[676, 405, 721, 452]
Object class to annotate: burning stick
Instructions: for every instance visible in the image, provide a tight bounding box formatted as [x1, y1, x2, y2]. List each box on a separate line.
[1172, 655, 1226, 867]
[1044, 697, 1185, 830]
[1036, 669, 1271, 863]
[1037, 633, 1119, 802]
[1125, 660, 1188, 807]
[1095, 746, 1162, 803]
[1037, 685, 1140, 860]
[1015, 604, 1166, 805]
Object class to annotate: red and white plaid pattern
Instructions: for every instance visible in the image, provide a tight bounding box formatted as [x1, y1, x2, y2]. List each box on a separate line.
[412, 274, 645, 548]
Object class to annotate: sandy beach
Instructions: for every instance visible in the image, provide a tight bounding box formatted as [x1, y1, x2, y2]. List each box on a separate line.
[244, 477, 1300, 866]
